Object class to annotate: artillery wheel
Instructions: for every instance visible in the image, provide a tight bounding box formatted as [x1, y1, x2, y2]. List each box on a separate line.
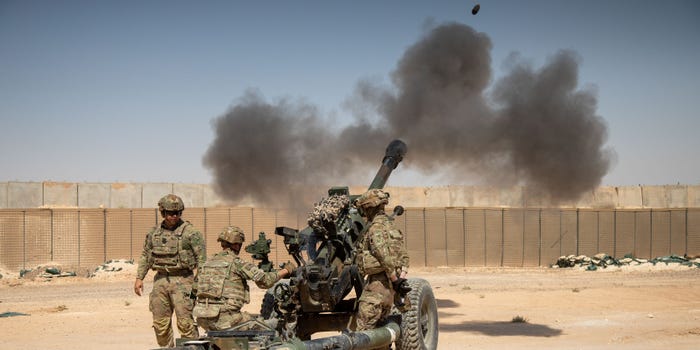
[394, 278, 438, 350]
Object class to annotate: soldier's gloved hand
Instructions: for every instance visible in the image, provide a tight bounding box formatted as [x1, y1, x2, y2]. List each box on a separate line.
[392, 278, 412, 296]
[280, 261, 296, 274]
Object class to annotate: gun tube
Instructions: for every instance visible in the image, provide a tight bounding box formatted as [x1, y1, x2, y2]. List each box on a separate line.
[368, 140, 407, 190]
[270, 322, 400, 350]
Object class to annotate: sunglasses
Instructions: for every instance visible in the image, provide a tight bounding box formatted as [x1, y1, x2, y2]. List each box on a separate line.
[164, 210, 182, 217]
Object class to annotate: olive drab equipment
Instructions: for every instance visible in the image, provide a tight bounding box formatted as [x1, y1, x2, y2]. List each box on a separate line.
[193, 253, 250, 319]
[150, 222, 197, 271]
[267, 140, 414, 330]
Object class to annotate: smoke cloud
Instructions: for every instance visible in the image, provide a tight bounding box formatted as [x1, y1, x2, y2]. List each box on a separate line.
[203, 22, 614, 207]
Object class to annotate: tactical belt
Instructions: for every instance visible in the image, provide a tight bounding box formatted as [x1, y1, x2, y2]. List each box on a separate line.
[199, 297, 226, 305]
[197, 298, 241, 311]
[155, 269, 193, 277]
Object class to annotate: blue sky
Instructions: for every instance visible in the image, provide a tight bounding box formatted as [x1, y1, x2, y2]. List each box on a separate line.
[1, 0, 699, 187]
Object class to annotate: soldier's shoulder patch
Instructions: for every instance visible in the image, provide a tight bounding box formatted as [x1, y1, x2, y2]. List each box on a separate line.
[239, 260, 256, 270]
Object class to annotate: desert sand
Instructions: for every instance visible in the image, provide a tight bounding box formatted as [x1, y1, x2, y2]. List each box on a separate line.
[1, 263, 699, 350]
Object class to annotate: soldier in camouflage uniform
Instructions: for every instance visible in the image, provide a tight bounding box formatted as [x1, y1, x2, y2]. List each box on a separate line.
[133, 194, 206, 348]
[193, 226, 295, 331]
[354, 189, 411, 332]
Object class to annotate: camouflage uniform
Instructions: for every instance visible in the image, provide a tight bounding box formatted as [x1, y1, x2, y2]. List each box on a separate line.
[193, 226, 285, 331]
[194, 250, 283, 331]
[136, 195, 206, 347]
[355, 190, 410, 331]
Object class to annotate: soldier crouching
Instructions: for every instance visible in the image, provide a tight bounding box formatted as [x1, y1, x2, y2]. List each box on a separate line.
[193, 226, 294, 331]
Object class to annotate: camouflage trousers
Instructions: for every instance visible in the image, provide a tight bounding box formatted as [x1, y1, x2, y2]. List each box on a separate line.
[197, 309, 254, 331]
[149, 272, 199, 347]
[356, 273, 394, 331]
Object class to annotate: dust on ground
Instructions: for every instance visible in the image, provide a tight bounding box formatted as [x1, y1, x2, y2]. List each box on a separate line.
[1, 262, 699, 349]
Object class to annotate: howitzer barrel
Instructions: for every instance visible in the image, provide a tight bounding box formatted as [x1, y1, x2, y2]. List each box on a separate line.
[368, 139, 407, 190]
[270, 322, 400, 350]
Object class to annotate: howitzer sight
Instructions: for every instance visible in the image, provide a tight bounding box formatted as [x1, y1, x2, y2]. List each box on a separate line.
[245, 232, 274, 272]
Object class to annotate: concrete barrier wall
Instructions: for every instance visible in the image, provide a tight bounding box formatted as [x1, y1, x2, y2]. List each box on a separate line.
[142, 183, 173, 209]
[6, 182, 43, 208]
[44, 182, 78, 207]
[78, 183, 111, 208]
[1, 181, 700, 209]
[2, 207, 698, 271]
[0, 182, 7, 208]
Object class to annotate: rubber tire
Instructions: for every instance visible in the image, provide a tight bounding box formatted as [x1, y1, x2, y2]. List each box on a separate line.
[394, 278, 439, 350]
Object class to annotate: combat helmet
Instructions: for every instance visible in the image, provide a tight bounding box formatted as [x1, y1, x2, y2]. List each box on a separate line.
[354, 189, 390, 209]
[158, 194, 185, 212]
[218, 226, 245, 244]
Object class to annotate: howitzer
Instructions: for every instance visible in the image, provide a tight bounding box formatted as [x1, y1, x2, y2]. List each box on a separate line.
[270, 140, 407, 316]
[158, 139, 438, 350]
[260, 139, 437, 350]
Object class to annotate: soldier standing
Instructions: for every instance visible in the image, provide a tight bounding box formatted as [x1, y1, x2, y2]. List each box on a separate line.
[354, 189, 411, 331]
[133, 194, 206, 347]
[193, 226, 294, 331]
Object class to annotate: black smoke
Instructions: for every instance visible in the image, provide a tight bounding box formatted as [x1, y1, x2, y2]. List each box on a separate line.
[202, 92, 365, 209]
[203, 22, 614, 207]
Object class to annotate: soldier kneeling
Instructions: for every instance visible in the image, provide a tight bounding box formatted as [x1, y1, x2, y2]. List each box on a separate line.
[193, 226, 294, 331]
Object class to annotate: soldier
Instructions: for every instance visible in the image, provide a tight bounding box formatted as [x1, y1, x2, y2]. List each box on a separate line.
[354, 189, 411, 331]
[133, 194, 206, 348]
[193, 226, 295, 331]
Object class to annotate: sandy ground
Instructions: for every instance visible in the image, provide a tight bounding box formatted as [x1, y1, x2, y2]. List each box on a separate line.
[1, 263, 699, 350]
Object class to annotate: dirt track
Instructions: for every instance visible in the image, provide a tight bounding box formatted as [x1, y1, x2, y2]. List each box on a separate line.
[1, 266, 699, 349]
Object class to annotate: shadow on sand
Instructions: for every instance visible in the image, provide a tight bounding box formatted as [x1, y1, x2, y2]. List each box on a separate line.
[436, 299, 460, 308]
[440, 321, 562, 337]
[435, 298, 561, 337]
